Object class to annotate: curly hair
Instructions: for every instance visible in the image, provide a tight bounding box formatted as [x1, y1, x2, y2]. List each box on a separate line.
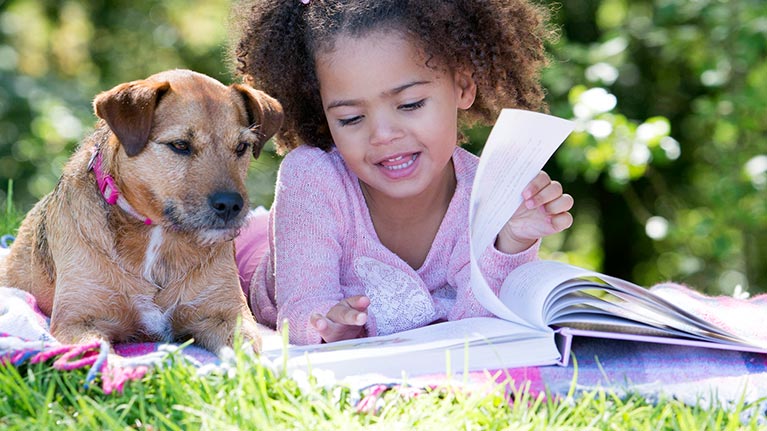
[229, 0, 555, 154]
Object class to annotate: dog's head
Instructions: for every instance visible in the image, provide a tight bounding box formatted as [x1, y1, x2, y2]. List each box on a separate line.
[93, 69, 283, 244]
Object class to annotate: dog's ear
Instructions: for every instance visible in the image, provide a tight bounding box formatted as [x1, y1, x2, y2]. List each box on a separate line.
[232, 84, 284, 158]
[93, 80, 171, 157]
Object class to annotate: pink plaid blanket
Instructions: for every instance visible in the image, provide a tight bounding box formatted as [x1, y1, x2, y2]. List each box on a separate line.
[0, 286, 220, 393]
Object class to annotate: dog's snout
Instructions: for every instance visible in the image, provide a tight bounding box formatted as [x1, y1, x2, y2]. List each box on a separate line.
[209, 192, 244, 222]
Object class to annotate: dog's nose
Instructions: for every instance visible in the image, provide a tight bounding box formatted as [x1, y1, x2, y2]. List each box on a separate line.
[209, 192, 244, 222]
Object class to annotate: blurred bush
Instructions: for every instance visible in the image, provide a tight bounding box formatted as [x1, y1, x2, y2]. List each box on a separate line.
[0, 0, 765, 294]
[539, 0, 767, 295]
[0, 0, 280, 213]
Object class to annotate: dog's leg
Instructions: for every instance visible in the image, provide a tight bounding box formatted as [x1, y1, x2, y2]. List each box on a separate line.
[48, 271, 137, 345]
[1, 200, 58, 315]
[171, 287, 262, 354]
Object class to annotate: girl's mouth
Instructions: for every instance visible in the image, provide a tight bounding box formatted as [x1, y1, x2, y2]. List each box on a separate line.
[379, 153, 418, 170]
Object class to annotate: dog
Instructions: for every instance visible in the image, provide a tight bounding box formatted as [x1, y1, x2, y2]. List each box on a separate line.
[0, 69, 282, 354]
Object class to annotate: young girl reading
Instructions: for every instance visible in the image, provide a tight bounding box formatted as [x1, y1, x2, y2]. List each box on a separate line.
[231, 0, 574, 345]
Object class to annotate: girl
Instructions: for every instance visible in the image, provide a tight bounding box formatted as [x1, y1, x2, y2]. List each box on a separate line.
[232, 0, 574, 345]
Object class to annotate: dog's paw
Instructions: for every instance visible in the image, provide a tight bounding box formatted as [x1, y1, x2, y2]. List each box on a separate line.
[239, 328, 263, 354]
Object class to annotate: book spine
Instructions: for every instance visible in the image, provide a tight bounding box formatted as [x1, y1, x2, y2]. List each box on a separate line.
[554, 327, 573, 366]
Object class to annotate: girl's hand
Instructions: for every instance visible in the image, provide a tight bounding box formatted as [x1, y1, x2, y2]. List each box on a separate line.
[310, 295, 370, 343]
[495, 171, 574, 254]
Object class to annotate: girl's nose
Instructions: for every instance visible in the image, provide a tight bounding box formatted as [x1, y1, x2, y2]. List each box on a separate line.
[368, 112, 402, 146]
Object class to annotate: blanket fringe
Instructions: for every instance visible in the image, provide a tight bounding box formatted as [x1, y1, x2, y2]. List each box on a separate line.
[16, 339, 146, 394]
[0, 234, 13, 248]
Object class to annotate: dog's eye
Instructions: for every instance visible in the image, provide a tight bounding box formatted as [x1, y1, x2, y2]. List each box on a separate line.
[168, 140, 191, 155]
[235, 141, 250, 157]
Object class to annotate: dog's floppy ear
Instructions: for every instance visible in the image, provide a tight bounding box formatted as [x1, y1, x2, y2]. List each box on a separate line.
[232, 84, 284, 158]
[93, 80, 171, 157]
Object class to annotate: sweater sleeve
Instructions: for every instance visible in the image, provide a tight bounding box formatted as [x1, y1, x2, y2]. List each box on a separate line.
[270, 147, 350, 345]
[447, 240, 540, 320]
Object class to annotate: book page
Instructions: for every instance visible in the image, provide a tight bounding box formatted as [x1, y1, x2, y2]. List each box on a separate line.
[496, 260, 601, 327]
[544, 269, 735, 337]
[273, 317, 549, 360]
[262, 317, 560, 378]
[497, 260, 693, 328]
[469, 109, 574, 324]
[498, 260, 765, 349]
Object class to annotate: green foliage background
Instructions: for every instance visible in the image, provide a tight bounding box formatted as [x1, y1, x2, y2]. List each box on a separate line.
[1, 0, 765, 295]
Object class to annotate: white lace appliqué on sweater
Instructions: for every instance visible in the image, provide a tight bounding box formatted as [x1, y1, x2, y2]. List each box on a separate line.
[354, 256, 435, 335]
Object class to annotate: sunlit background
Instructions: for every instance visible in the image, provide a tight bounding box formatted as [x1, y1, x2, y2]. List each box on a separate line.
[1, 0, 765, 294]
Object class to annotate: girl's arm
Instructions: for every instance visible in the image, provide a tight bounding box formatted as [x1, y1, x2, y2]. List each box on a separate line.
[270, 148, 352, 345]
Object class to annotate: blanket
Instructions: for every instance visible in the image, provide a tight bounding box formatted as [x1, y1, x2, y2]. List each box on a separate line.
[0, 284, 223, 394]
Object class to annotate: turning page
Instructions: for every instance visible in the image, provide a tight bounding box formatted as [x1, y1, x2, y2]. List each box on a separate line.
[498, 260, 767, 351]
[469, 109, 575, 324]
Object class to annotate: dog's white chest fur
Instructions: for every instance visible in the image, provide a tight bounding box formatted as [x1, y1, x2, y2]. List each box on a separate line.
[134, 294, 172, 341]
[136, 226, 172, 338]
[142, 226, 164, 282]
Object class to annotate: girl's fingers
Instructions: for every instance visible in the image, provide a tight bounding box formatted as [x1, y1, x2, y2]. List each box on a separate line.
[525, 180, 563, 209]
[345, 295, 371, 312]
[312, 296, 370, 343]
[327, 302, 367, 326]
[543, 193, 574, 215]
[549, 211, 574, 232]
[343, 309, 367, 325]
[313, 306, 367, 343]
[522, 171, 551, 200]
[311, 313, 328, 331]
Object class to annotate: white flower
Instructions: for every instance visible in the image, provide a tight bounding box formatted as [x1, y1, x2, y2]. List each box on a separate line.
[732, 284, 750, 300]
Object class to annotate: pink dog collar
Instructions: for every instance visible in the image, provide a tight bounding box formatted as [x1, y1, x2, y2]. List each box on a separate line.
[88, 147, 153, 225]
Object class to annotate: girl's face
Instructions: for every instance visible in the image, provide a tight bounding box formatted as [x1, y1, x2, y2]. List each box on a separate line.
[316, 31, 476, 203]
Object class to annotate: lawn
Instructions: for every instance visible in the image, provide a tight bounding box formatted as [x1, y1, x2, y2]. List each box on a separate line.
[1, 346, 764, 430]
[1, 184, 765, 430]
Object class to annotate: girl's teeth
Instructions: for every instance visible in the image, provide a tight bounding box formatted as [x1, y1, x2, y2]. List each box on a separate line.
[382, 154, 416, 170]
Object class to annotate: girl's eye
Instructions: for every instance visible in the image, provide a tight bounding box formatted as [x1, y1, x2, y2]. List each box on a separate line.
[235, 141, 250, 157]
[338, 116, 362, 127]
[167, 140, 191, 155]
[400, 99, 426, 111]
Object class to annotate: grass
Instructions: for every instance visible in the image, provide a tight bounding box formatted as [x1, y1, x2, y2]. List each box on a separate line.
[1, 182, 766, 430]
[1, 180, 23, 241]
[1, 345, 765, 430]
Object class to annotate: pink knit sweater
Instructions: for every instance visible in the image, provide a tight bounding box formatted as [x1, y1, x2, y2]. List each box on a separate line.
[242, 145, 539, 345]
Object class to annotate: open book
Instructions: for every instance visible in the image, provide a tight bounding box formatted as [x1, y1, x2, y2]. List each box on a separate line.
[261, 109, 767, 379]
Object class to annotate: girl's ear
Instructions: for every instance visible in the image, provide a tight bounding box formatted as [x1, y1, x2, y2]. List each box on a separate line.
[454, 69, 477, 110]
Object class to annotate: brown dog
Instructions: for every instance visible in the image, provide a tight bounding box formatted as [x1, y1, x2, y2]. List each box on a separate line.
[0, 69, 282, 354]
